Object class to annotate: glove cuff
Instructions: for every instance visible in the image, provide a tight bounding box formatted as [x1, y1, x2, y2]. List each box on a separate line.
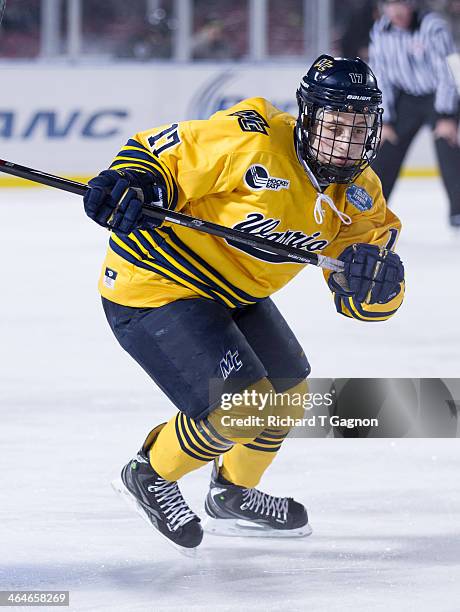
[328, 271, 353, 297]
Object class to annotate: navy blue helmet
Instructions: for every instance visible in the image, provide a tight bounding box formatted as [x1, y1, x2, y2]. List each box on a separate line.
[296, 55, 383, 184]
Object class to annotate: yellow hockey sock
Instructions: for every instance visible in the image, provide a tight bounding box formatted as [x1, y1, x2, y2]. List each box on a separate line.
[148, 378, 275, 481]
[220, 379, 308, 487]
[149, 411, 233, 481]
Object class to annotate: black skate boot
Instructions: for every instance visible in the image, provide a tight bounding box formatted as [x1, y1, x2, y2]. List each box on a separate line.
[112, 425, 203, 556]
[204, 460, 312, 538]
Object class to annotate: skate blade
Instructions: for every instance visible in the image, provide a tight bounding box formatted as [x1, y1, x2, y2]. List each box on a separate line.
[111, 478, 199, 558]
[202, 516, 313, 539]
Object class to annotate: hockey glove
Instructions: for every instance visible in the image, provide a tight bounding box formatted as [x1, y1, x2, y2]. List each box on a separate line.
[83, 169, 166, 235]
[328, 243, 404, 304]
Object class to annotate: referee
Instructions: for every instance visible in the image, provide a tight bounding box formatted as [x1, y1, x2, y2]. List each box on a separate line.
[369, 0, 460, 229]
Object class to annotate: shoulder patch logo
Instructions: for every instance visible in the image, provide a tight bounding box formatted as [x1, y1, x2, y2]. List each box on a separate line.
[346, 185, 373, 211]
[244, 165, 290, 192]
[230, 109, 269, 135]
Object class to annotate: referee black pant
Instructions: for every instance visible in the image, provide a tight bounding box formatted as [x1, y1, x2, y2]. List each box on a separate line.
[373, 91, 460, 226]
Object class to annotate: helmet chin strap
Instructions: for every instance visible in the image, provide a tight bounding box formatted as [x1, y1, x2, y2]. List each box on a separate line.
[295, 123, 323, 192]
[295, 127, 352, 227]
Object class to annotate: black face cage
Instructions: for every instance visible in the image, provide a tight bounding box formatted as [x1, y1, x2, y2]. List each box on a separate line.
[297, 100, 383, 184]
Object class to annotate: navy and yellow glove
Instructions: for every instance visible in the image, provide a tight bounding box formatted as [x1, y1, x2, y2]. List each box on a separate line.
[83, 168, 166, 235]
[329, 243, 404, 305]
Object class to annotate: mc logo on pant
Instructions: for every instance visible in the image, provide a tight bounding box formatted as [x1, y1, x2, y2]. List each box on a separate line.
[220, 349, 243, 379]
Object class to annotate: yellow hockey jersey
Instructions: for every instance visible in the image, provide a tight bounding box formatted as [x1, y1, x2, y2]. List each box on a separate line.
[98, 97, 404, 322]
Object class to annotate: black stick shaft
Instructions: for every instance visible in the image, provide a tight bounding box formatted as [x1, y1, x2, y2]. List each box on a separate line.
[0, 159, 87, 195]
[0, 158, 344, 272]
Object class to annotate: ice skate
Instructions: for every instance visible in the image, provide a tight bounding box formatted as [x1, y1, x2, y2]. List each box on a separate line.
[203, 461, 312, 538]
[112, 444, 203, 557]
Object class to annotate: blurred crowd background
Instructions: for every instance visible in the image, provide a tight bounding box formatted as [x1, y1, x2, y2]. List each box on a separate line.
[1, 0, 460, 63]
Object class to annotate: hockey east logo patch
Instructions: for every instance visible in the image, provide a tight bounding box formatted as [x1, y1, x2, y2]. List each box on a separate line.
[244, 165, 290, 192]
[103, 267, 118, 289]
[346, 185, 373, 212]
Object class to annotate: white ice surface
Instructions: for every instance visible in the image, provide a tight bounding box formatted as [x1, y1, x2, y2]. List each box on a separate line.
[0, 178, 459, 611]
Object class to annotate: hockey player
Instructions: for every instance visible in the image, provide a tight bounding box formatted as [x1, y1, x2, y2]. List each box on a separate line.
[83, 55, 405, 552]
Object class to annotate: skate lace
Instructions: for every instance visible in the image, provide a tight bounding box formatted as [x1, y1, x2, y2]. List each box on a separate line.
[240, 488, 289, 522]
[152, 478, 197, 532]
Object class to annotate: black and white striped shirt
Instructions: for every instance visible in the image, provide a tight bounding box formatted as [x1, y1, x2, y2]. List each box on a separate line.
[369, 11, 458, 122]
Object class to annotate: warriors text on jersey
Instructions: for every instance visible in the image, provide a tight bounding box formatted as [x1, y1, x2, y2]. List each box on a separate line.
[98, 97, 404, 322]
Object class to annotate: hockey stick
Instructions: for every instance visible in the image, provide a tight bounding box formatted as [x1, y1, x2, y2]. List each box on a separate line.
[0, 158, 344, 272]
